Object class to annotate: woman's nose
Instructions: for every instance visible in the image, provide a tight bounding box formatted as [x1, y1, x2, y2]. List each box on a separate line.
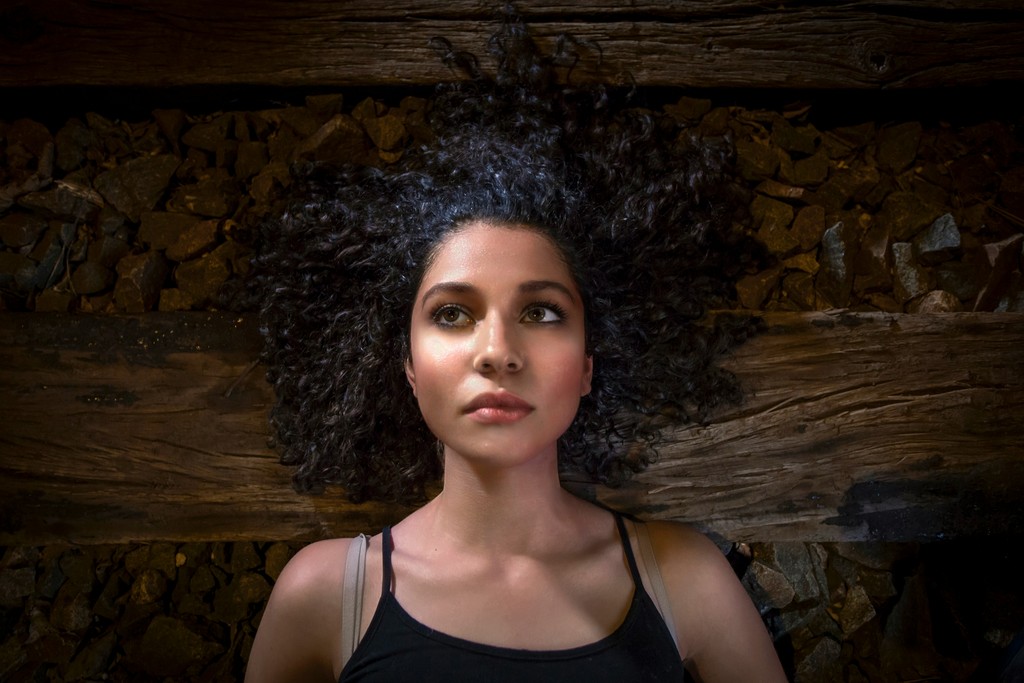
[472, 316, 523, 373]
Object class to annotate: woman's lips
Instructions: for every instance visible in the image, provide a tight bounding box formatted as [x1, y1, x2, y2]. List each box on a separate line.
[463, 391, 534, 424]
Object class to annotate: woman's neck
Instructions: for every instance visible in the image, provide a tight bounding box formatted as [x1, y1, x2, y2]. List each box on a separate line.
[417, 445, 589, 554]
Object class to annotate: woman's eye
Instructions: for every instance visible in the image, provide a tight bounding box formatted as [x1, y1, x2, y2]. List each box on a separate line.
[522, 306, 562, 323]
[433, 306, 472, 326]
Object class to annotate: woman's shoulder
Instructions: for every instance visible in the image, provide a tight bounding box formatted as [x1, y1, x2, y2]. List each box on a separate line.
[244, 537, 357, 683]
[638, 519, 787, 681]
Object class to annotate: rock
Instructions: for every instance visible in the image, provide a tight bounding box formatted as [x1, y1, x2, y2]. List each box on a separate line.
[934, 261, 984, 303]
[174, 251, 230, 304]
[817, 221, 857, 307]
[264, 543, 294, 581]
[0, 566, 35, 606]
[853, 222, 892, 294]
[950, 153, 999, 196]
[789, 204, 826, 252]
[93, 572, 126, 620]
[0, 211, 48, 248]
[6, 118, 53, 165]
[973, 233, 1024, 311]
[152, 108, 187, 150]
[250, 161, 292, 205]
[35, 288, 76, 312]
[663, 96, 711, 122]
[181, 114, 234, 152]
[17, 181, 103, 222]
[782, 271, 818, 310]
[913, 213, 960, 265]
[363, 113, 408, 151]
[996, 272, 1024, 312]
[148, 543, 179, 577]
[796, 636, 842, 683]
[736, 265, 783, 309]
[755, 179, 809, 202]
[51, 583, 92, 632]
[877, 122, 922, 173]
[94, 154, 180, 221]
[909, 290, 962, 313]
[838, 584, 876, 635]
[772, 118, 818, 156]
[771, 603, 836, 652]
[306, 93, 344, 120]
[139, 211, 199, 249]
[783, 252, 820, 275]
[235, 140, 269, 180]
[881, 574, 940, 680]
[735, 138, 779, 181]
[26, 222, 77, 291]
[775, 543, 827, 603]
[165, 219, 219, 262]
[878, 191, 944, 241]
[351, 97, 386, 123]
[64, 631, 116, 681]
[54, 118, 100, 172]
[752, 195, 797, 256]
[231, 543, 262, 574]
[293, 113, 369, 165]
[0, 632, 28, 679]
[114, 251, 169, 312]
[190, 565, 218, 595]
[130, 568, 168, 605]
[130, 615, 223, 677]
[212, 571, 271, 624]
[742, 560, 795, 611]
[158, 287, 199, 311]
[892, 242, 932, 304]
[998, 166, 1024, 218]
[809, 164, 879, 213]
[71, 261, 114, 295]
[87, 234, 131, 269]
[697, 106, 731, 136]
[0, 251, 34, 294]
[168, 169, 239, 217]
[782, 148, 830, 187]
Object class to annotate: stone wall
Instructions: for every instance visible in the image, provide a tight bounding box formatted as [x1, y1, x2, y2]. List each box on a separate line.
[1, 88, 1022, 681]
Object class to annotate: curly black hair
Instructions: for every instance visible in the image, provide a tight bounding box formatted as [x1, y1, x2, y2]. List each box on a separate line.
[256, 15, 754, 503]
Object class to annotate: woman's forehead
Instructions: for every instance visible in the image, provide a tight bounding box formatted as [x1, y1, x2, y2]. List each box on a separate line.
[419, 221, 578, 291]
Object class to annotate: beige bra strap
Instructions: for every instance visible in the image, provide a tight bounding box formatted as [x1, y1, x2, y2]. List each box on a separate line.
[340, 534, 368, 668]
[633, 521, 681, 655]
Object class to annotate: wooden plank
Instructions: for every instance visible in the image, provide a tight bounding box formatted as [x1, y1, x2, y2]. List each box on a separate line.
[0, 311, 1022, 544]
[0, 1, 1022, 89]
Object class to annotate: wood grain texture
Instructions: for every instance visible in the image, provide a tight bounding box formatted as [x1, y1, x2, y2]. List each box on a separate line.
[0, 1, 1022, 88]
[1, 311, 1021, 544]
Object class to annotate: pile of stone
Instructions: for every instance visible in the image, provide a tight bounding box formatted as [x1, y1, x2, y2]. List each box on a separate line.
[1, 92, 1021, 314]
[0, 541, 299, 681]
[0, 94, 432, 313]
[738, 540, 1022, 681]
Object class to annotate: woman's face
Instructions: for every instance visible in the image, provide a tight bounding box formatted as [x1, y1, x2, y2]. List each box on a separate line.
[406, 221, 592, 469]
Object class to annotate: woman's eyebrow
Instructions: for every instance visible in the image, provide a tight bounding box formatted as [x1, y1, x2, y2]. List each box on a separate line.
[419, 279, 577, 310]
[419, 281, 475, 309]
[518, 280, 577, 303]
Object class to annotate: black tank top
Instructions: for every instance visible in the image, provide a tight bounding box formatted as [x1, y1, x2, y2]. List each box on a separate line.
[339, 514, 688, 682]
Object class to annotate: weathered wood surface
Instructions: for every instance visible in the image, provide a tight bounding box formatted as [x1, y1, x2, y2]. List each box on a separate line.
[1, 311, 1022, 545]
[1, 1, 1022, 89]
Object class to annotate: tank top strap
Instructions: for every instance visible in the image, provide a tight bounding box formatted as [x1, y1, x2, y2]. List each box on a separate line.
[381, 526, 394, 589]
[612, 513, 643, 586]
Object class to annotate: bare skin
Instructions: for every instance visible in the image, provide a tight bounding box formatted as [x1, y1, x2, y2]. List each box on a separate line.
[245, 223, 787, 682]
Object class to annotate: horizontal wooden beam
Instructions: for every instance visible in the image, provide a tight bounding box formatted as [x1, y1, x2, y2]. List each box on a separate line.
[1, 311, 1021, 544]
[0, 1, 1022, 89]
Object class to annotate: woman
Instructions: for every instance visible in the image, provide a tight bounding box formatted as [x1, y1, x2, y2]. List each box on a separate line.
[247, 17, 786, 683]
